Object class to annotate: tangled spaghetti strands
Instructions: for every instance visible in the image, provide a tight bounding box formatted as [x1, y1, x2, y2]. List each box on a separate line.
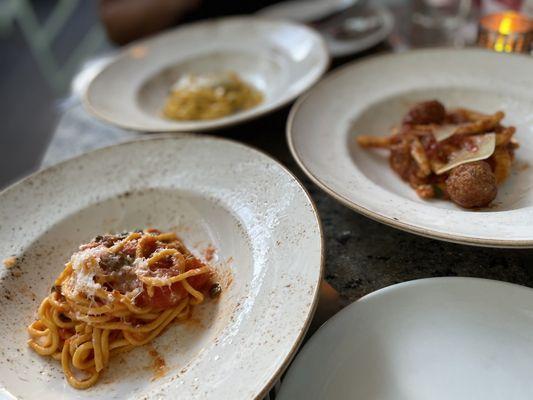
[27, 230, 213, 389]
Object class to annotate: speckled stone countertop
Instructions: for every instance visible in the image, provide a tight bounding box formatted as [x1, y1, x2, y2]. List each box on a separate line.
[43, 99, 533, 306]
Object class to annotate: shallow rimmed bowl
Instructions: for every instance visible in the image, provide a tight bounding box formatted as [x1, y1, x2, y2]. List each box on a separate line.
[278, 277, 533, 399]
[288, 48, 533, 248]
[0, 135, 323, 399]
[84, 16, 329, 132]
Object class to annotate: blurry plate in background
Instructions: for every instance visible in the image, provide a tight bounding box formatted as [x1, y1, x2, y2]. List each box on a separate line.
[278, 277, 533, 400]
[287, 48, 533, 248]
[258, 0, 394, 57]
[0, 135, 323, 399]
[259, 0, 359, 23]
[84, 17, 328, 132]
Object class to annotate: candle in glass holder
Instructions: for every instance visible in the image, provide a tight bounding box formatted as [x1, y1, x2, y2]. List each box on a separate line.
[477, 11, 533, 53]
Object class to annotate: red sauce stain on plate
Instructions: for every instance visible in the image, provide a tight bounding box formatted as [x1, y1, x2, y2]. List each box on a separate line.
[147, 345, 168, 381]
[204, 245, 216, 262]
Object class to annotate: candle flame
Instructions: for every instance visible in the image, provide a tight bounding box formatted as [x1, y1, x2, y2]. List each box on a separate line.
[497, 14, 514, 35]
[493, 11, 529, 52]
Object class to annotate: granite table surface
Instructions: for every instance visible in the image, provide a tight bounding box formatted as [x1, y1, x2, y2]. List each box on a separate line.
[43, 87, 533, 307]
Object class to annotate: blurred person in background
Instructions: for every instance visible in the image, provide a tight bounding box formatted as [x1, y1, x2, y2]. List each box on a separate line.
[99, 0, 281, 45]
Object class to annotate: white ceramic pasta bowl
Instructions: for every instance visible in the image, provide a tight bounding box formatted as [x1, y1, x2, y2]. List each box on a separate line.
[278, 277, 533, 400]
[84, 17, 329, 132]
[0, 135, 323, 399]
[288, 48, 533, 247]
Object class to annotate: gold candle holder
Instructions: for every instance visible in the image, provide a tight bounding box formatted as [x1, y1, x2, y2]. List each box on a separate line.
[477, 11, 533, 53]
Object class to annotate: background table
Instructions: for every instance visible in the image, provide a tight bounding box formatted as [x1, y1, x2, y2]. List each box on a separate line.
[4, 2, 532, 398]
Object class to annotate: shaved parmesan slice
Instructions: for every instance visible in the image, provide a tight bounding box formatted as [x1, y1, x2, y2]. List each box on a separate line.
[433, 133, 496, 175]
[64, 246, 109, 298]
[172, 72, 236, 92]
[432, 124, 459, 142]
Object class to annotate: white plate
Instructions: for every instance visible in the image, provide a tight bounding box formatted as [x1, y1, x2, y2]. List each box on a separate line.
[258, 0, 394, 58]
[84, 17, 329, 132]
[0, 135, 323, 399]
[287, 48, 533, 248]
[278, 277, 533, 400]
[259, 0, 358, 23]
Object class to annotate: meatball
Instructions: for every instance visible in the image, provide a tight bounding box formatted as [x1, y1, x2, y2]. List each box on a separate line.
[389, 142, 413, 181]
[403, 100, 446, 125]
[445, 161, 497, 208]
